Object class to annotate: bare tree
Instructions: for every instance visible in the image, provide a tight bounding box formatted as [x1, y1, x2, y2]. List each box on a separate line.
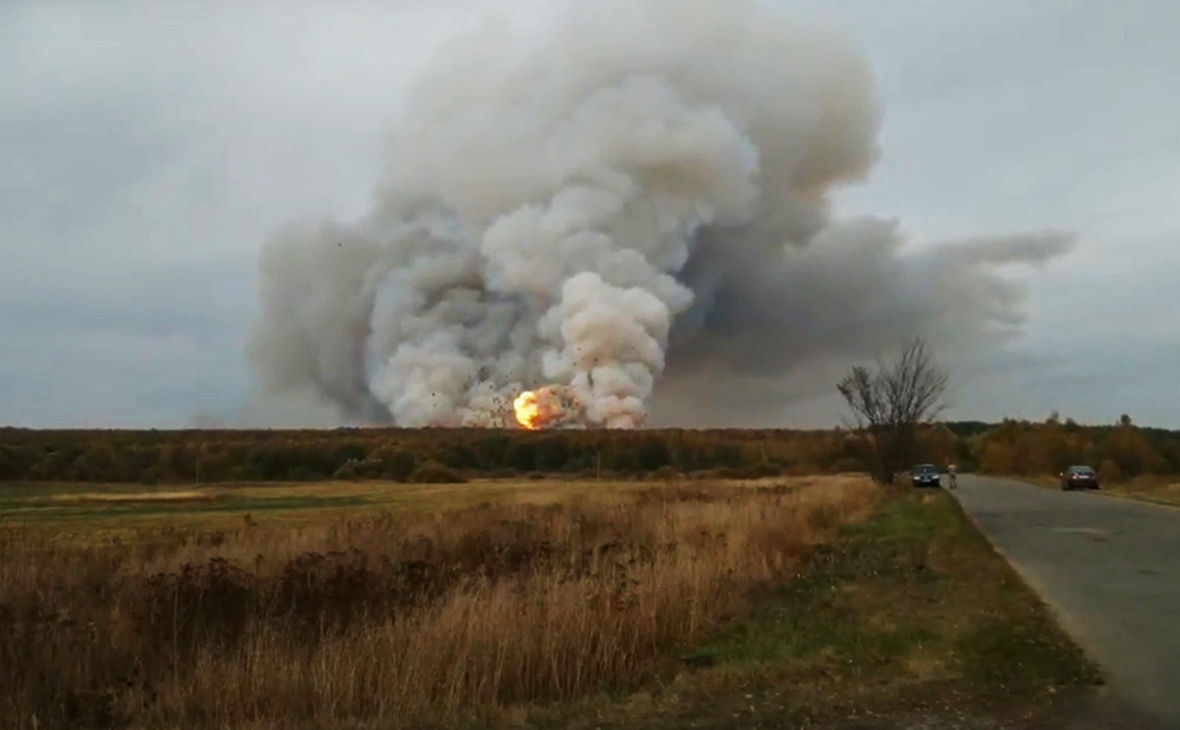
[837, 337, 949, 484]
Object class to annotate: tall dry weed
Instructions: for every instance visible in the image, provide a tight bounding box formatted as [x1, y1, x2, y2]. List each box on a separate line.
[0, 477, 877, 729]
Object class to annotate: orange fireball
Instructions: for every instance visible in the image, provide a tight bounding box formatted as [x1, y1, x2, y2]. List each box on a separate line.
[513, 390, 543, 429]
[513, 385, 584, 429]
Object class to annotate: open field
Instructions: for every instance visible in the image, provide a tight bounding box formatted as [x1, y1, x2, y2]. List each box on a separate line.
[0, 476, 840, 534]
[0, 475, 880, 729]
[1, 476, 1114, 729]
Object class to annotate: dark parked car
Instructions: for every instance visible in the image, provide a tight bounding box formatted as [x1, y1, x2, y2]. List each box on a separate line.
[911, 463, 941, 488]
[1060, 465, 1100, 490]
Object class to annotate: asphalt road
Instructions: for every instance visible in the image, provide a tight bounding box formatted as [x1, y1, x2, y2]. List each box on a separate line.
[953, 475, 1180, 728]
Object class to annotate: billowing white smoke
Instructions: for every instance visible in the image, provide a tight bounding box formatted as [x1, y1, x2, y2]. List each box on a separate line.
[249, 0, 1070, 428]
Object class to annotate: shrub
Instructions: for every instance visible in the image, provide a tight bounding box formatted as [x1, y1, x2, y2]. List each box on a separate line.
[650, 465, 679, 481]
[830, 457, 865, 474]
[751, 462, 784, 477]
[385, 450, 417, 481]
[333, 458, 384, 480]
[410, 462, 467, 484]
[1099, 459, 1122, 483]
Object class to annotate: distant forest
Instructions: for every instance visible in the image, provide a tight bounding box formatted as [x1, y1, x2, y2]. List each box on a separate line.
[1, 417, 1177, 484]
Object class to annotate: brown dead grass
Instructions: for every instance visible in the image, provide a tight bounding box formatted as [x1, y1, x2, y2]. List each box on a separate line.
[0, 476, 878, 729]
[541, 490, 1103, 730]
[0, 475, 855, 539]
[1105, 475, 1180, 507]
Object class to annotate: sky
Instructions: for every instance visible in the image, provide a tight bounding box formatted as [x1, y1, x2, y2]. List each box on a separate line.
[1, 0, 1178, 429]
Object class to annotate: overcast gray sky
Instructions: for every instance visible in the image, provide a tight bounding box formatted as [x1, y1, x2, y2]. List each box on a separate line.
[2, 0, 1178, 429]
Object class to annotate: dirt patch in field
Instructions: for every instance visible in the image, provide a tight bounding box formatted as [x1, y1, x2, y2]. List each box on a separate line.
[43, 490, 224, 505]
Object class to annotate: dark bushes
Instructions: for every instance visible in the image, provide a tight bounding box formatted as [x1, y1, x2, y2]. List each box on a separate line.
[5, 419, 1177, 485]
[410, 462, 466, 483]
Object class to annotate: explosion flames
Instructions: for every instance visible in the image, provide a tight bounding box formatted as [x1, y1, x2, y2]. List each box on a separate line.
[513, 391, 542, 430]
[513, 386, 582, 430]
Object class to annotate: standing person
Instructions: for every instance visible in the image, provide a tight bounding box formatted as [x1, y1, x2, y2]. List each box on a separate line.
[946, 462, 958, 489]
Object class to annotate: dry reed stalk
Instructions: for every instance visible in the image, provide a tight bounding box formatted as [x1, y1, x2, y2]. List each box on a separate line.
[0, 477, 878, 729]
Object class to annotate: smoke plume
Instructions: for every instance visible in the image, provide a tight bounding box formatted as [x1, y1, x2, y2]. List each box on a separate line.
[249, 1, 1071, 428]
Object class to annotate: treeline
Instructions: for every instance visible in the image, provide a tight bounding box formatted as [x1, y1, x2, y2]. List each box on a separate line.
[966, 416, 1180, 481]
[2, 417, 1176, 484]
[0, 427, 869, 484]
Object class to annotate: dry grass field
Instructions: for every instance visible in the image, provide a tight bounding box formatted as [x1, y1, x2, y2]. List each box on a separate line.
[0, 475, 879, 729]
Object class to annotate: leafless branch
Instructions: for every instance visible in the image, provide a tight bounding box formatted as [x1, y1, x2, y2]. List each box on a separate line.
[836, 337, 949, 484]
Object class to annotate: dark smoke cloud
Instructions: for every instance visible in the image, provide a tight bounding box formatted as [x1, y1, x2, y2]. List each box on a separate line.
[654, 223, 1071, 425]
[248, 0, 1071, 427]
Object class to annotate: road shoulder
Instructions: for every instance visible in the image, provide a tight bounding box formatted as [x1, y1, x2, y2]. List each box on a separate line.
[1003, 473, 1180, 510]
[530, 490, 1136, 729]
